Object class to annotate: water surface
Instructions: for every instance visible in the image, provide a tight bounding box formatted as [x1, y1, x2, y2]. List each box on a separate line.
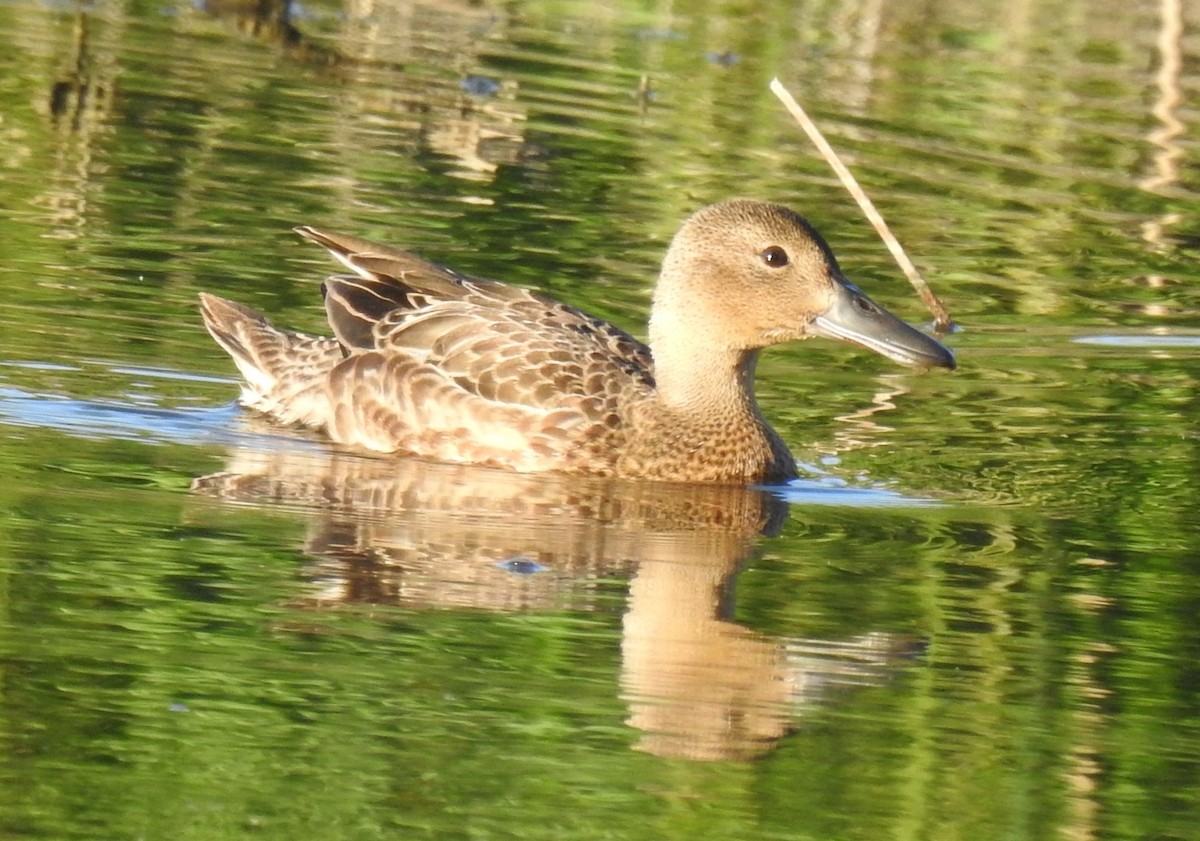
[2, 0, 1199, 839]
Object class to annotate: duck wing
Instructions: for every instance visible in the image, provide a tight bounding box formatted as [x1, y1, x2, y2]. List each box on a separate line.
[298, 227, 654, 403]
[295, 227, 656, 471]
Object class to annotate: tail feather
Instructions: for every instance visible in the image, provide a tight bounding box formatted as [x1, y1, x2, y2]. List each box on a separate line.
[199, 293, 343, 423]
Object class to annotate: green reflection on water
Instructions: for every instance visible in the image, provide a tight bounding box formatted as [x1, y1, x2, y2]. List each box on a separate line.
[1, 0, 1200, 839]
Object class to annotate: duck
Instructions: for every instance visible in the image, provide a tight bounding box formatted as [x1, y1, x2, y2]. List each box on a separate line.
[199, 199, 954, 484]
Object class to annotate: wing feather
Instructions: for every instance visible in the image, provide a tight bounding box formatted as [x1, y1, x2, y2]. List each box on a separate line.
[286, 226, 658, 472]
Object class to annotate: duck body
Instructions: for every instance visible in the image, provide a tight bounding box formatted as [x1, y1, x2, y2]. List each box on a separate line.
[200, 200, 954, 484]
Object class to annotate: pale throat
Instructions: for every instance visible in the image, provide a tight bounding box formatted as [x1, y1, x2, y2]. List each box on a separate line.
[648, 309, 763, 414]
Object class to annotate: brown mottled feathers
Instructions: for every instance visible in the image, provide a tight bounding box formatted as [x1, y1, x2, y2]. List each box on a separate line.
[200, 201, 955, 483]
[199, 293, 344, 426]
[201, 229, 655, 475]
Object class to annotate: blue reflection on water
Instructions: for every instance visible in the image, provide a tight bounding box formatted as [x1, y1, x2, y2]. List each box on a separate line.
[1074, 334, 1200, 347]
[0, 385, 237, 444]
[767, 478, 939, 509]
[758, 460, 940, 508]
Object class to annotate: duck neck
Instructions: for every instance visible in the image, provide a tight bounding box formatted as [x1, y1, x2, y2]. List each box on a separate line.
[649, 333, 763, 419]
[643, 315, 795, 483]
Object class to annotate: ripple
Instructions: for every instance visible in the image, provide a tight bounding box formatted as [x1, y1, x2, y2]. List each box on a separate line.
[1073, 334, 1200, 348]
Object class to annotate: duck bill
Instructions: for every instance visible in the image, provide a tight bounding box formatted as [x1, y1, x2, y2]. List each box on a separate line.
[811, 278, 956, 370]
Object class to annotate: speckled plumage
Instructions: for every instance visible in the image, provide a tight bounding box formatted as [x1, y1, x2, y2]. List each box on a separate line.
[200, 200, 954, 484]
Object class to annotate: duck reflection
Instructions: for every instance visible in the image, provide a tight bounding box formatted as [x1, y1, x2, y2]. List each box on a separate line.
[195, 443, 917, 760]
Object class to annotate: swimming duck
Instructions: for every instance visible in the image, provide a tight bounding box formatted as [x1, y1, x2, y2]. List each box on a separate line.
[200, 200, 954, 483]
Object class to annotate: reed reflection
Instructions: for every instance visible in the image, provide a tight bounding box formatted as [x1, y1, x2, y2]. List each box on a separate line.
[195, 443, 917, 760]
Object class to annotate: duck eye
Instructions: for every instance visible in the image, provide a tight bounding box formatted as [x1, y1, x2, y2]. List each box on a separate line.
[760, 246, 789, 267]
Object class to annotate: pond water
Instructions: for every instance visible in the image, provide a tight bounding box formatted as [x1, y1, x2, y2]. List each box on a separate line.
[2, 0, 1199, 838]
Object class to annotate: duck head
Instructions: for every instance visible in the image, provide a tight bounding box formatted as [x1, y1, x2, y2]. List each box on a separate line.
[649, 200, 956, 372]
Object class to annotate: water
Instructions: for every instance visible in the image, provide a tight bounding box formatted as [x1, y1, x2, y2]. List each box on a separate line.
[2, 0, 1200, 838]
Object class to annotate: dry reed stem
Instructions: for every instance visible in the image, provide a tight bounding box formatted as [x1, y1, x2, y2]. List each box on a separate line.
[769, 78, 954, 332]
